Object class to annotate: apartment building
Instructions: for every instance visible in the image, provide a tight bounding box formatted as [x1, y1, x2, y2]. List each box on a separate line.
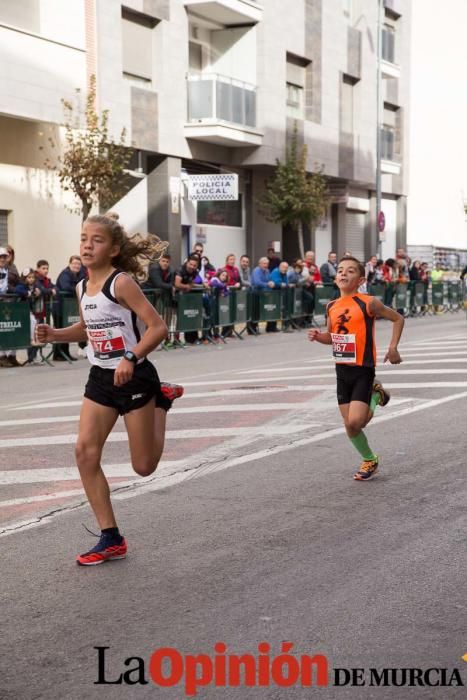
[0, 0, 410, 275]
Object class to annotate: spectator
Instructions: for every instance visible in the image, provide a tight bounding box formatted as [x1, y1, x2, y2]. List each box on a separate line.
[0, 247, 11, 296]
[251, 257, 274, 334]
[174, 255, 200, 292]
[308, 262, 322, 284]
[35, 259, 57, 318]
[374, 259, 385, 283]
[267, 247, 281, 271]
[54, 255, 86, 361]
[269, 261, 291, 332]
[15, 268, 42, 364]
[430, 262, 444, 283]
[460, 265, 467, 281]
[174, 254, 203, 344]
[0, 247, 21, 367]
[252, 257, 275, 290]
[320, 251, 338, 284]
[304, 250, 316, 269]
[396, 247, 409, 283]
[192, 241, 204, 259]
[239, 255, 252, 287]
[365, 255, 378, 286]
[147, 253, 174, 296]
[6, 246, 19, 286]
[409, 260, 422, 282]
[222, 254, 241, 288]
[295, 259, 318, 324]
[382, 258, 397, 306]
[199, 256, 216, 282]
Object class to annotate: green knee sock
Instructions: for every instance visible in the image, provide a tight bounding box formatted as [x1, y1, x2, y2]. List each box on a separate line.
[350, 431, 377, 461]
[370, 390, 381, 413]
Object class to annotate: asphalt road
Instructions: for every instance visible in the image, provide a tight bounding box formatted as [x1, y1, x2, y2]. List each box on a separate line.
[2, 313, 466, 699]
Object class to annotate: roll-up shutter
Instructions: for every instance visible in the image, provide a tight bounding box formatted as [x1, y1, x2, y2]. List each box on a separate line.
[345, 210, 365, 261]
[0, 211, 8, 248]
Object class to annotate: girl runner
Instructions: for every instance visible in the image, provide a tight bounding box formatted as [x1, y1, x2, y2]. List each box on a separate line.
[37, 214, 183, 565]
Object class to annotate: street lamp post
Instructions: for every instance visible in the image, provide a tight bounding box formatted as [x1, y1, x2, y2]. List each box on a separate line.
[376, 0, 383, 259]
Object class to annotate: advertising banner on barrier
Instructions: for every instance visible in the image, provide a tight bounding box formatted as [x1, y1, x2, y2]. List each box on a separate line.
[232, 289, 248, 324]
[0, 301, 31, 349]
[176, 293, 204, 332]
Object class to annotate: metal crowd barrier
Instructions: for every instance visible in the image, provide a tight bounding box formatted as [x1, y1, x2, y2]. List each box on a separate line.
[2, 279, 465, 360]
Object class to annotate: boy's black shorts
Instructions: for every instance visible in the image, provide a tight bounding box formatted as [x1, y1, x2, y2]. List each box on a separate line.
[84, 359, 170, 415]
[335, 364, 375, 406]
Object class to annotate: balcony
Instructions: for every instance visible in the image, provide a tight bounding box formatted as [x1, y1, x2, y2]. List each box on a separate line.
[183, 0, 262, 26]
[185, 73, 263, 147]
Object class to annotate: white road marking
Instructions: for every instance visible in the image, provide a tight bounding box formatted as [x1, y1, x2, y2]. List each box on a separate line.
[242, 358, 467, 373]
[1, 383, 466, 533]
[0, 383, 464, 429]
[0, 424, 318, 449]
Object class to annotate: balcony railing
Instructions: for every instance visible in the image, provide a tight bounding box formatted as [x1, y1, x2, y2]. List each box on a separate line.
[187, 73, 257, 129]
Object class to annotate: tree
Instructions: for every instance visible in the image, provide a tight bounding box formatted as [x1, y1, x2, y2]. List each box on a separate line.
[257, 126, 329, 259]
[41, 76, 133, 221]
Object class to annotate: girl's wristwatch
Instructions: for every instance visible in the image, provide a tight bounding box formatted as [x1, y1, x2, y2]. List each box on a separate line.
[123, 350, 138, 364]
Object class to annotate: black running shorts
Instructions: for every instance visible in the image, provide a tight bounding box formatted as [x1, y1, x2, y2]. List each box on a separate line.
[335, 364, 375, 406]
[84, 359, 169, 415]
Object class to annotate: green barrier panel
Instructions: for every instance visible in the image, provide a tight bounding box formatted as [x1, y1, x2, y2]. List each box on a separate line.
[231, 288, 248, 324]
[314, 285, 336, 316]
[175, 292, 204, 332]
[214, 293, 233, 326]
[369, 284, 385, 303]
[414, 282, 424, 307]
[0, 301, 31, 350]
[256, 290, 282, 321]
[431, 283, 444, 306]
[448, 282, 460, 305]
[394, 283, 408, 309]
[287, 287, 303, 318]
[61, 296, 80, 326]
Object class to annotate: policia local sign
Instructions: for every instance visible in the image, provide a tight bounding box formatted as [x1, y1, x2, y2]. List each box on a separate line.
[187, 174, 238, 201]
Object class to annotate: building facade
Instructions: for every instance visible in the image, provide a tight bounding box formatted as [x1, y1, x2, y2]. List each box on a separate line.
[0, 0, 411, 275]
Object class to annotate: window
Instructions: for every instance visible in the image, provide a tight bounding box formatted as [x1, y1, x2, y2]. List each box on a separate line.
[342, 0, 352, 19]
[189, 42, 203, 73]
[381, 104, 400, 161]
[286, 54, 309, 119]
[286, 83, 304, 119]
[382, 24, 395, 63]
[340, 74, 357, 133]
[197, 196, 243, 227]
[381, 126, 394, 160]
[121, 9, 157, 83]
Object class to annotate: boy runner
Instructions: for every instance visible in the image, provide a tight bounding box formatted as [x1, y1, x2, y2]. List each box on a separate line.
[308, 256, 404, 480]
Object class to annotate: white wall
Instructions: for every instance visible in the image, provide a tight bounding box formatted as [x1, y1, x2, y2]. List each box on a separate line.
[110, 177, 148, 236]
[407, 0, 467, 248]
[315, 212, 332, 267]
[0, 163, 82, 278]
[381, 198, 397, 261]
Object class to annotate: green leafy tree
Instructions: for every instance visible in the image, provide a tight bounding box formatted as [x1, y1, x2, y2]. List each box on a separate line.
[41, 76, 133, 221]
[258, 128, 329, 258]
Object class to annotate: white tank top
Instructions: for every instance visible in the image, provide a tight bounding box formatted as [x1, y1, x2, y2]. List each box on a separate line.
[78, 270, 146, 369]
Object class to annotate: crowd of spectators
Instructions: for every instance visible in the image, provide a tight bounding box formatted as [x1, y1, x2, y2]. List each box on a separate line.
[0, 239, 465, 362]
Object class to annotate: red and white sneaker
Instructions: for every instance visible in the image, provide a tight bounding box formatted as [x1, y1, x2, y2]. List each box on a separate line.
[160, 382, 184, 402]
[76, 533, 127, 566]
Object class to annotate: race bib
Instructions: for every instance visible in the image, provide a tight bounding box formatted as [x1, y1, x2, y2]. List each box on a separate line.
[331, 333, 356, 363]
[87, 328, 126, 361]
